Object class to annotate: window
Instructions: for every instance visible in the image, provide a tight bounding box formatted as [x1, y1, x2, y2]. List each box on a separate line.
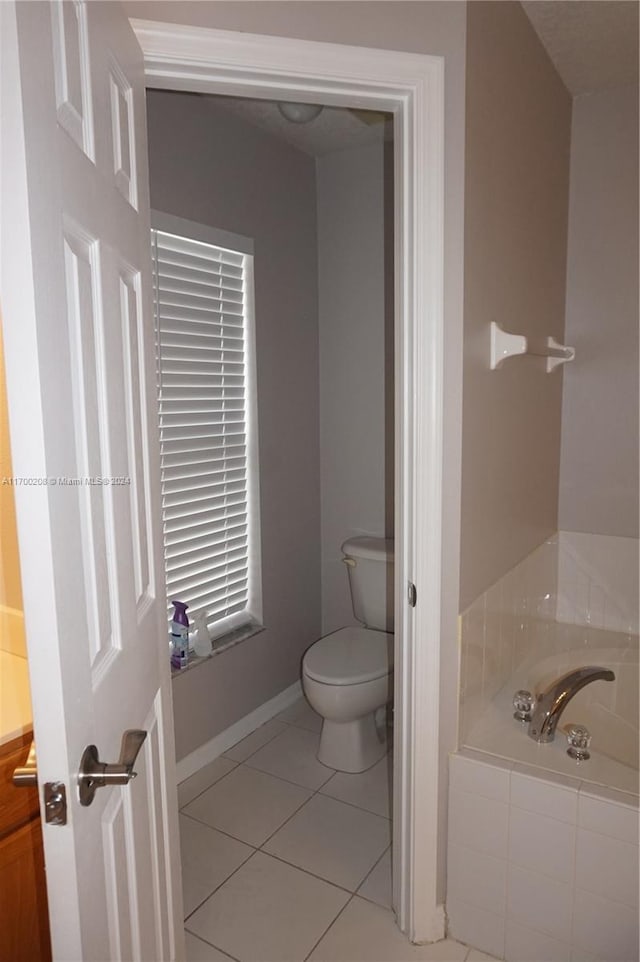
[151, 213, 261, 642]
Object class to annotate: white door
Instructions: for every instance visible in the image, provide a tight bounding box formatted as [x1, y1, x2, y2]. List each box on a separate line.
[0, 2, 183, 959]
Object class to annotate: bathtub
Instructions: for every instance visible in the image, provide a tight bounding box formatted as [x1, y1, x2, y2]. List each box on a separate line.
[449, 620, 639, 960]
[463, 626, 639, 796]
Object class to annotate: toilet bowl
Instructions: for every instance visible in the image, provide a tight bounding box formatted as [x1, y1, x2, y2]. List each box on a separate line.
[303, 626, 393, 772]
[301, 536, 394, 773]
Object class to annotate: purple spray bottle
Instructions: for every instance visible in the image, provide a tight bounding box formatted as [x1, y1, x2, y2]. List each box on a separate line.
[170, 599, 189, 669]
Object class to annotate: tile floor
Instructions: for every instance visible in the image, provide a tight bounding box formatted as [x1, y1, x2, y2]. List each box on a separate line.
[179, 698, 500, 962]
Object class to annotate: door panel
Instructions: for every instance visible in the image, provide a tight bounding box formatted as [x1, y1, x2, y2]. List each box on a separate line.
[1, 2, 183, 958]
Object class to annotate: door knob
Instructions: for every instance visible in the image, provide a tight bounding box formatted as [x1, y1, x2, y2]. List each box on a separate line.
[12, 740, 38, 787]
[78, 730, 147, 806]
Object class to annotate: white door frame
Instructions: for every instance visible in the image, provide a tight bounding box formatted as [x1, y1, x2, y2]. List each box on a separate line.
[132, 21, 445, 943]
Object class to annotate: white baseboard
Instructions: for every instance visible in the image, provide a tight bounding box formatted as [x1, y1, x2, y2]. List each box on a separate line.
[175, 679, 303, 784]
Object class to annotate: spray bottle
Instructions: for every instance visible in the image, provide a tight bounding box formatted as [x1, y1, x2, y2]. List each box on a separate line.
[170, 600, 189, 669]
[192, 612, 212, 658]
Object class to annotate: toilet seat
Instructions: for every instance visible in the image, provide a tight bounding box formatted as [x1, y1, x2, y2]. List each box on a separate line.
[303, 627, 393, 686]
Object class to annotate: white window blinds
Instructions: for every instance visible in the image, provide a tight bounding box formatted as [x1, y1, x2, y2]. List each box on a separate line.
[152, 224, 260, 636]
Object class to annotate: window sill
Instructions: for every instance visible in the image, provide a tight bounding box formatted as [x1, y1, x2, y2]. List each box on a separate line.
[170, 621, 265, 679]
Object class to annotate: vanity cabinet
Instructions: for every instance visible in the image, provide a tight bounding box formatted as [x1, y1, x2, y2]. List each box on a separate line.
[0, 732, 51, 962]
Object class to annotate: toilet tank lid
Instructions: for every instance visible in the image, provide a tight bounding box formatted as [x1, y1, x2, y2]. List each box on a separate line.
[341, 536, 394, 563]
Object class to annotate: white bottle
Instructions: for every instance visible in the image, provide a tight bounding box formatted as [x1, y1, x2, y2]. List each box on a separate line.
[193, 612, 212, 658]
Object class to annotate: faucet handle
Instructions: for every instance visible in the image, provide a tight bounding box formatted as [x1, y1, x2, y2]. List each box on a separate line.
[513, 690, 535, 722]
[566, 724, 591, 761]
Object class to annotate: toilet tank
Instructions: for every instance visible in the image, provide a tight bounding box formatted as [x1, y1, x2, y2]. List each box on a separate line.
[342, 537, 394, 632]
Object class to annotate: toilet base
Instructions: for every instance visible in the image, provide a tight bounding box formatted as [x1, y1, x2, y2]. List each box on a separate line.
[317, 711, 388, 773]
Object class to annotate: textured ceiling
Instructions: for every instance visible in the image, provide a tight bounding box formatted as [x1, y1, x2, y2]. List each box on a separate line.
[213, 96, 391, 157]
[521, 0, 639, 95]
[147, 3, 638, 155]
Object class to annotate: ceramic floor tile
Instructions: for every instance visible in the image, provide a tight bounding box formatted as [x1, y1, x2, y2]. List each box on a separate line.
[183, 764, 312, 846]
[308, 896, 468, 961]
[357, 847, 392, 908]
[179, 814, 253, 917]
[263, 793, 391, 891]
[276, 695, 324, 732]
[186, 851, 349, 962]
[178, 757, 239, 809]
[466, 952, 501, 961]
[320, 752, 393, 818]
[244, 725, 335, 790]
[223, 719, 288, 762]
[184, 931, 236, 961]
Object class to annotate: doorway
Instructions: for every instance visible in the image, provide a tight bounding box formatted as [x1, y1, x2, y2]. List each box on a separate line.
[134, 20, 446, 943]
[149, 88, 396, 955]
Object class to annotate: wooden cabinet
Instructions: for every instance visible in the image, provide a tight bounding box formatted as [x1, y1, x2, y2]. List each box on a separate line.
[0, 733, 51, 962]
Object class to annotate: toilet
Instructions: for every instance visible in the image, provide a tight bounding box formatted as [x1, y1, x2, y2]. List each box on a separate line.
[302, 537, 394, 773]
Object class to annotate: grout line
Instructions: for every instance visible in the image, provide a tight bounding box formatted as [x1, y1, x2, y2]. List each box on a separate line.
[354, 842, 392, 904]
[177, 707, 319, 806]
[179, 809, 261, 851]
[242, 756, 336, 793]
[184, 930, 241, 962]
[301, 893, 357, 962]
[178, 758, 240, 809]
[221, 718, 293, 764]
[182, 844, 257, 924]
[257, 849, 356, 897]
[181, 748, 392, 870]
[181, 834, 255, 918]
[179, 716, 396, 958]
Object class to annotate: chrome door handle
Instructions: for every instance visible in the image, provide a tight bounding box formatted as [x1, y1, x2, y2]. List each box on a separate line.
[12, 740, 38, 788]
[78, 729, 147, 806]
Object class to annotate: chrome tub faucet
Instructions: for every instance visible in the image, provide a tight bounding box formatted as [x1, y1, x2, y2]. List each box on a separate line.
[527, 666, 615, 743]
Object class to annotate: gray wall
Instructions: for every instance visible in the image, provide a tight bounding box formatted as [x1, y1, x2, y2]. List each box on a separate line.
[559, 85, 639, 538]
[460, 1, 572, 610]
[147, 90, 321, 762]
[317, 141, 393, 635]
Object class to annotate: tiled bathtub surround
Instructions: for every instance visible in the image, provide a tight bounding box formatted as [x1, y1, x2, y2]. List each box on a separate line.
[459, 531, 639, 745]
[556, 532, 639, 635]
[446, 751, 640, 962]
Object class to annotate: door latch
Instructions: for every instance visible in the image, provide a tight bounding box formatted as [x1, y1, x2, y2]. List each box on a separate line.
[408, 582, 417, 607]
[44, 782, 67, 825]
[78, 730, 147, 807]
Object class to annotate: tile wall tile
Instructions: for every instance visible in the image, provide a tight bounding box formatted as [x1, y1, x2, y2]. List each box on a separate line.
[450, 751, 511, 801]
[447, 898, 506, 960]
[449, 789, 509, 857]
[571, 888, 639, 962]
[508, 807, 575, 884]
[575, 828, 639, 908]
[506, 864, 573, 943]
[556, 532, 639, 634]
[447, 842, 507, 917]
[448, 753, 640, 962]
[577, 790, 639, 844]
[504, 920, 570, 962]
[510, 767, 579, 824]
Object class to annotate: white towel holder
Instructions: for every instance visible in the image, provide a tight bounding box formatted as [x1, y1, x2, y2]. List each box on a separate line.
[490, 322, 575, 373]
